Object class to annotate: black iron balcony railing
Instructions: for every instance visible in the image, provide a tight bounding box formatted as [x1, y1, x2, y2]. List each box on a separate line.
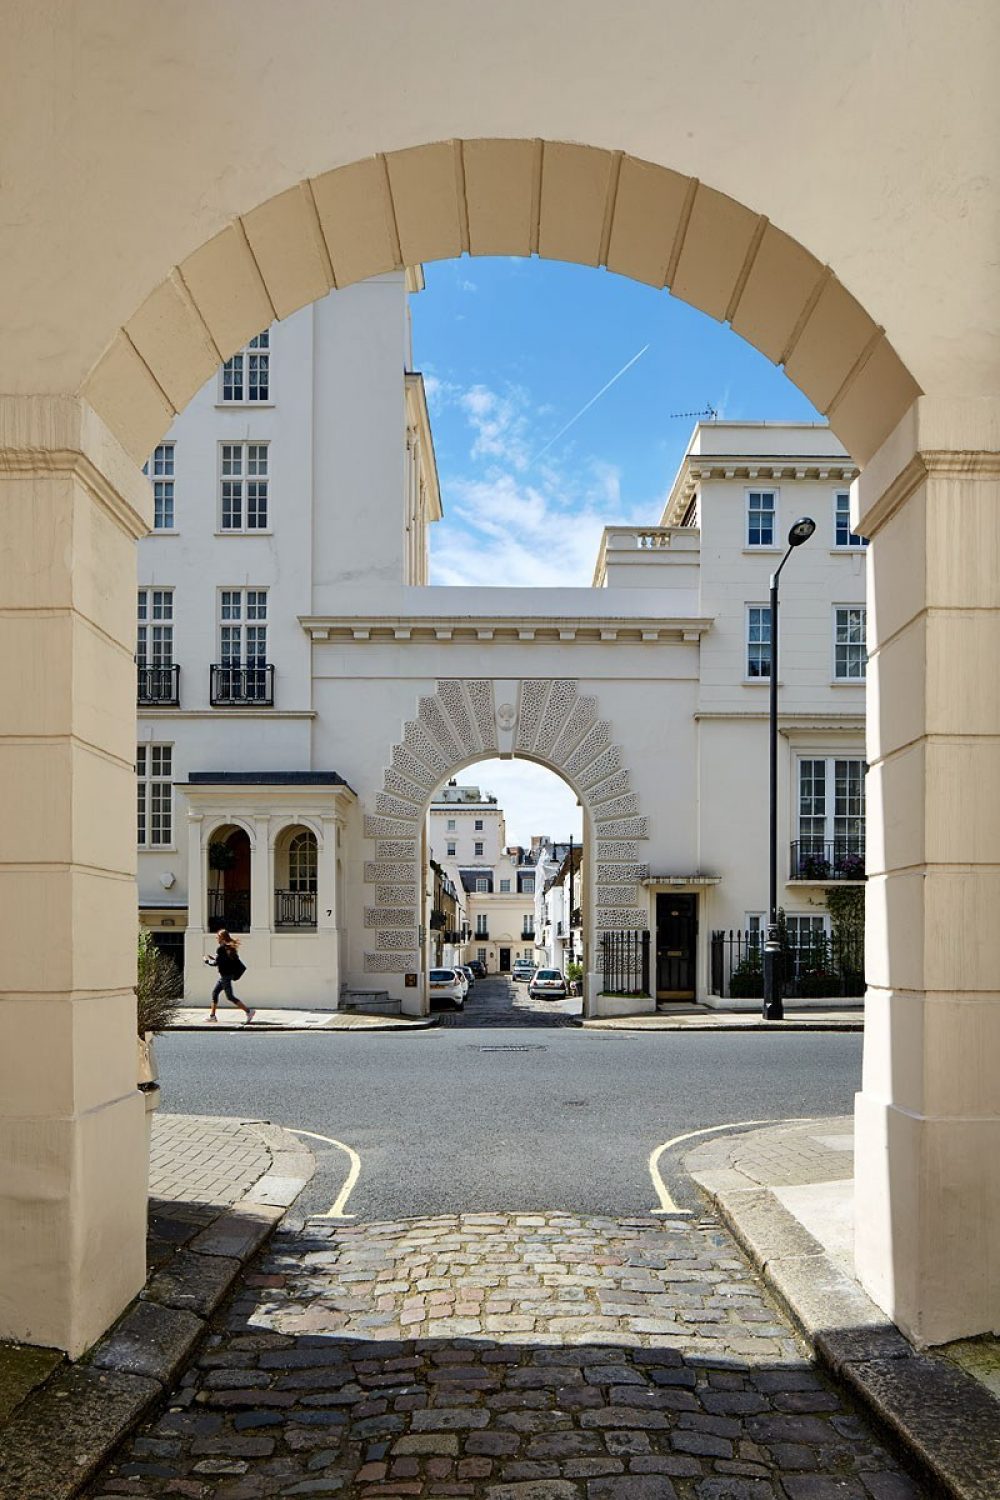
[275, 889, 317, 929]
[521, 928, 535, 940]
[475, 929, 490, 941]
[207, 889, 250, 933]
[210, 663, 274, 706]
[137, 663, 180, 706]
[789, 839, 866, 881]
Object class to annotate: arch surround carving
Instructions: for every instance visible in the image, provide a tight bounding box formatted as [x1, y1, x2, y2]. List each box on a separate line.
[362, 678, 650, 976]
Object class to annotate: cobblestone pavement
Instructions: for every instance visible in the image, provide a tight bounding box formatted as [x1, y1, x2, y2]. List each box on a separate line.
[150, 1115, 274, 1207]
[89, 1212, 924, 1499]
[436, 975, 581, 1029]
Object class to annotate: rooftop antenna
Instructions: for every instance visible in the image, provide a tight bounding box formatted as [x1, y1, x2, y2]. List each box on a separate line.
[668, 404, 718, 421]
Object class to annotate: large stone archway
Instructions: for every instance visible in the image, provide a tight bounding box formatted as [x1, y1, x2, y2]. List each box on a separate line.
[1, 3, 998, 1356]
[81, 138, 918, 471]
[360, 679, 650, 989]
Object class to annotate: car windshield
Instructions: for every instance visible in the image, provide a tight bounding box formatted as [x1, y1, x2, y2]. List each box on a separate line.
[537, 970, 561, 979]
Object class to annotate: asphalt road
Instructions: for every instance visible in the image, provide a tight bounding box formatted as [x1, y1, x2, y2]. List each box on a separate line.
[158, 978, 861, 1222]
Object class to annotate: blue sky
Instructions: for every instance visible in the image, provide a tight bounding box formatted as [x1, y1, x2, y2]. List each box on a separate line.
[412, 256, 820, 845]
[412, 256, 820, 588]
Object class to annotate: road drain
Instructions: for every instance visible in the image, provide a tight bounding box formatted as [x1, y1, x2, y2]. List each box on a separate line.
[477, 1044, 548, 1053]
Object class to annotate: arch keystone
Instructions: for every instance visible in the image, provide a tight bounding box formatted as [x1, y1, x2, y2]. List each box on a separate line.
[462, 138, 537, 257]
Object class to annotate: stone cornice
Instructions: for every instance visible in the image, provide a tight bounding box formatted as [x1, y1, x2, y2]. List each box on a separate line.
[300, 614, 713, 645]
[663, 454, 859, 525]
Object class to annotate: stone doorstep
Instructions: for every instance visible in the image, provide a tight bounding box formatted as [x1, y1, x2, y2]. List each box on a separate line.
[0, 1118, 315, 1500]
[686, 1127, 1000, 1500]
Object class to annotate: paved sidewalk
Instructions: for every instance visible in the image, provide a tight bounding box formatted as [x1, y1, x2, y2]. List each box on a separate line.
[0, 1114, 315, 1500]
[88, 1210, 924, 1498]
[582, 1007, 863, 1032]
[686, 1118, 1000, 1499]
[170, 1008, 437, 1032]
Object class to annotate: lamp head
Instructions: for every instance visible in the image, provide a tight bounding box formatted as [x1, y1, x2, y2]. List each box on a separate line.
[788, 516, 816, 547]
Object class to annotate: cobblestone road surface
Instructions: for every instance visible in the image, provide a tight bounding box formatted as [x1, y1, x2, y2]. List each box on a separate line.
[90, 1212, 923, 1499]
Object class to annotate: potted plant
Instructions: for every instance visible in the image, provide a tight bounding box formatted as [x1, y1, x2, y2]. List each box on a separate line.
[566, 960, 583, 996]
[136, 928, 183, 1151]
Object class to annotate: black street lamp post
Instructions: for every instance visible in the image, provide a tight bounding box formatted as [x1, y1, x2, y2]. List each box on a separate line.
[763, 516, 816, 1022]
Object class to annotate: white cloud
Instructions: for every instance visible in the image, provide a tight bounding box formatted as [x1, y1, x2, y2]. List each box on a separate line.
[428, 378, 653, 585]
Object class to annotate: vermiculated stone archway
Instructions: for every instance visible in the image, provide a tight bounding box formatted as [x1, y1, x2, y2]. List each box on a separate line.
[361, 679, 650, 980]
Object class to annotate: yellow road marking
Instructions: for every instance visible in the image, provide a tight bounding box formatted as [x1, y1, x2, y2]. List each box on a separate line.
[288, 1128, 361, 1218]
[648, 1116, 813, 1216]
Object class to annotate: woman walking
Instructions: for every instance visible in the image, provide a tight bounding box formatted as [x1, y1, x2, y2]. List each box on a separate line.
[204, 930, 255, 1023]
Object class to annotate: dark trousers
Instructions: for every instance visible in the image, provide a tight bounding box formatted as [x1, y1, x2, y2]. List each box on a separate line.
[212, 976, 240, 1006]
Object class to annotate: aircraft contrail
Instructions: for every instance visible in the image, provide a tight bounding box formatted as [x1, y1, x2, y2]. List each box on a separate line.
[530, 343, 650, 465]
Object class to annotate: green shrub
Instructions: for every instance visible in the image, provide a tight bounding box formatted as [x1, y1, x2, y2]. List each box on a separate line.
[729, 946, 763, 998]
[136, 929, 183, 1035]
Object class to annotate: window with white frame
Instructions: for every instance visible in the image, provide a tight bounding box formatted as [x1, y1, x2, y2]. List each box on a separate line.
[520, 875, 535, 894]
[474, 841, 484, 856]
[499, 879, 511, 893]
[522, 914, 533, 934]
[446, 841, 456, 857]
[143, 444, 175, 529]
[746, 489, 776, 547]
[474, 818, 483, 830]
[137, 588, 174, 666]
[746, 604, 772, 678]
[220, 442, 269, 531]
[745, 913, 764, 944]
[475, 914, 488, 934]
[477, 947, 487, 962]
[137, 743, 173, 846]
[784, 913, 829, 975]
[221, 330, 270, 403]
[219, 589, 268, 665]
[475, 878, 488, 893]
[447, 818, 456, 831]
[522, 948, 533, 960]
[834, 490, 868, 548]
[797, 757, 866, 857]
[834, 606, 867, 679]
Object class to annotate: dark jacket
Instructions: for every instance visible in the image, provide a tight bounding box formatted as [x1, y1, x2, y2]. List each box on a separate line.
[215, 944, 243, 979]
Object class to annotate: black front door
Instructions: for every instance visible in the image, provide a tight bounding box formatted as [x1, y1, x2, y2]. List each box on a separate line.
[656, 894, 697, 1000]
[499, 947, 511, 972]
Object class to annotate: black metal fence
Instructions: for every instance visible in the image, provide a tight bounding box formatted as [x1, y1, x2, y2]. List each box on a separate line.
[600, 929, 651, 996]
[275, 890, 317, 929]
[789, 839, 865, 881]
[137, 663, 180, 705]
[710, 927, 865, 1000]
[208, 889, 250, 933]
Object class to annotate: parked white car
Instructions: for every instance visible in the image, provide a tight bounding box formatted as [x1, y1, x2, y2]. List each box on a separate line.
[428, 968, 466, 1009]
[511, 958, 536, 982]
[528, 967, 568, 1000]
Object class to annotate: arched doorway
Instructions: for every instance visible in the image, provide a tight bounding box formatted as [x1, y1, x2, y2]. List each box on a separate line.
[206, 824, 252, 933]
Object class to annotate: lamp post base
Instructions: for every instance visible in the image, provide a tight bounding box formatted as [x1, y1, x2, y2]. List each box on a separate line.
[762, 930, 784, 1021]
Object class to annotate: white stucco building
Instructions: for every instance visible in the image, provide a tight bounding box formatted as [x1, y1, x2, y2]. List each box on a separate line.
[139, 369, 865, 1016]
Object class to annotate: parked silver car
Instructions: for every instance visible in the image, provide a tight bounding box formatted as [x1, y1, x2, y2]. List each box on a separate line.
[528, 967, 567, 999]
